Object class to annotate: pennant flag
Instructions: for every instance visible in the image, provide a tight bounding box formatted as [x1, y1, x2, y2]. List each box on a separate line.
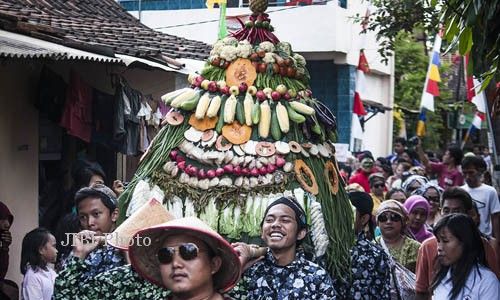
[357, 50, 370, 73]
[353, 92, 367, 116]
[420, 33, 442, 112]
[426, 79, 440, 96]
[464, 56, 486, 113]
[462, 111, 485, 148]
[206, 0, 228, 40]
[416, 109, 427, 137]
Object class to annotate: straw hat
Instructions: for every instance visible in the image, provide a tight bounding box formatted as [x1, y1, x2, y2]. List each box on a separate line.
[128, 217, 241, 293]
[108, 198, 174, 250]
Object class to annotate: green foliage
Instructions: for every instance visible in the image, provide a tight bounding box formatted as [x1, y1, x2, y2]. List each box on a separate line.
[357, 0, 500, 89]
[354, 0, 440, 64]
[393, 32, 453, 150]
[441, 0, 500, 89]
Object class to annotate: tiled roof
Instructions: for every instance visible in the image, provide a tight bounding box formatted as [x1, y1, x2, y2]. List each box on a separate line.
[0, 0, 211, 64]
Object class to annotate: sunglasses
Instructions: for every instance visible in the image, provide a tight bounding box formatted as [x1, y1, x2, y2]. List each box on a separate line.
[157, 243, 202, 264]
[373, 183, 385, 188]
[377, 213, 402, 223]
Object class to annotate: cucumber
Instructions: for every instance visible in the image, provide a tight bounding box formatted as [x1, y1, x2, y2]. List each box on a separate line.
[285, 102, 306, 123]
[271, 107, 282, 141]
[215, 95, 228, 134]
[251, 101, 260, 125]
[235, 99, 245, 125]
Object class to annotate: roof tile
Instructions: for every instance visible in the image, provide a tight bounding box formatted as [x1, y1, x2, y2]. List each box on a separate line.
[0, 0, 211, 61]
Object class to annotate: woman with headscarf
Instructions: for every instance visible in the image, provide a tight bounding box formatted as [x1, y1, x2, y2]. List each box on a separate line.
[401, 175, 428, 195]
[415, 182, 443, 228]
[403, 195, 434, 243]
[375, 200, 421, 272]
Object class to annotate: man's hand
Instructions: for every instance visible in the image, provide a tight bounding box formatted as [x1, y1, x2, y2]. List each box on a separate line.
[72, 230, 105, 260]
[232, 242, 266, 272]
[112, 180, 125, 196]
[0, 230, 11, 249]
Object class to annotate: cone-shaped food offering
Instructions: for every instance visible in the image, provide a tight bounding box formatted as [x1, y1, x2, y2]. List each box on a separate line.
[118, 0, 353, 278]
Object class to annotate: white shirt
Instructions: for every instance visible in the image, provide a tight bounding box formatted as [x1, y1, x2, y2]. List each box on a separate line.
[21, 266, 57, 300]
[461, 184, 500, 236]
[433, 265, 500, 299]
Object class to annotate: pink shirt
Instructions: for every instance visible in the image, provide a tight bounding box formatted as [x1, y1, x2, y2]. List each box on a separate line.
[430, 162, 463, 189]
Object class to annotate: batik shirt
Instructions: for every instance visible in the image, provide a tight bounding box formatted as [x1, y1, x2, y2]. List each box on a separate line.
[343, 232, 391, 300]
[228, 249, 336, 299]
[79, 245, 126, 282]
[54, 256, 169, 300]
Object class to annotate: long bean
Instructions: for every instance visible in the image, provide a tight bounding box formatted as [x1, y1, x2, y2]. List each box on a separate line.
[304, 156, 354, 278]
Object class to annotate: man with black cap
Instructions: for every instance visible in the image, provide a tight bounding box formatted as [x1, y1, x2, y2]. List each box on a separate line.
[341, 191, 391, 299]
[230, 196, 336, 299]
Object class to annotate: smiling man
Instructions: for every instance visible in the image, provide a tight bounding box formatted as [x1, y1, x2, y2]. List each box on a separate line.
[229, 196, 336, 299]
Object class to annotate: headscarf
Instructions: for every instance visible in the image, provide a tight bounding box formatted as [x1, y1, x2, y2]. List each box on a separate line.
[401, 175, 428, 194]
[403, 195, 433, 242]
[375, 200, 411, 238]
[414, 182, 443, 201]
[0, 201, 13, 224]
[375, 200, 408, 224]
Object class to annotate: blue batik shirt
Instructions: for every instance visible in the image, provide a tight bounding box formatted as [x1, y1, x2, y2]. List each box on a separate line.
[68, 244, 126, 282]
[228, 249, 337, 300]
[343, 232, 391, 300]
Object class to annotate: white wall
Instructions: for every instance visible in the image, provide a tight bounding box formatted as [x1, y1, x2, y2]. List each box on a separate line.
[131, 1, 392, 75]
[0, 61, 40, 286]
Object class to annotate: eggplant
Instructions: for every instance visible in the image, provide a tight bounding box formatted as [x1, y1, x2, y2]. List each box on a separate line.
[302, 121, 312, 141]
[313, 101, 337, 130]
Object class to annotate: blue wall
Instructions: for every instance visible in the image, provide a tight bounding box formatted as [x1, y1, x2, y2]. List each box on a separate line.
[308, 61, 355, 144]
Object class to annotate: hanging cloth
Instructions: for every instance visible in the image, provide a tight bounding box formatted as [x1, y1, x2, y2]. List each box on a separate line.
[60, 71, 93, 142]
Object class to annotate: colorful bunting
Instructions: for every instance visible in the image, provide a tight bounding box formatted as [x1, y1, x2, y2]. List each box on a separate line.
[417, 32, 442, 137]
[420, 33, 442, 112]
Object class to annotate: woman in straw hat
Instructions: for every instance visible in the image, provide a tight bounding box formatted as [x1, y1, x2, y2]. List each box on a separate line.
[375, 200, 421, 272]
[54, 214, 241, 300]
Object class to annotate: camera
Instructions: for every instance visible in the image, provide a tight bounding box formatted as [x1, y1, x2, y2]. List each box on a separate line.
[408, 136, 420, 147]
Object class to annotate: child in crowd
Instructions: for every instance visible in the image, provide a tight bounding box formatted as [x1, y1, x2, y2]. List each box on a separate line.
[20, 228, 58, 300]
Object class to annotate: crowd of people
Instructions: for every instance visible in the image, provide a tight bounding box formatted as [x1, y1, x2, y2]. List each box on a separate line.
[0, 137, 499, 299]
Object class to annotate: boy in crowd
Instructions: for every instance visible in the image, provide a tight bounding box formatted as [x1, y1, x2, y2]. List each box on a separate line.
[416, 142, 463, 189]
[460, 156, 500, 240]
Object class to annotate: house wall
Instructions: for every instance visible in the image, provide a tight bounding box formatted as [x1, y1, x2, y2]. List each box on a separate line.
[0, 60, 40, 286]
[0, 58, 179, 287]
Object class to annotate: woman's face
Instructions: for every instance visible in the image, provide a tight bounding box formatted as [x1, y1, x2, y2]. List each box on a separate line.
[159, 235, 221, 298]
[378, 212, 404, 239]
[408, 207, 427, 231]
[407, 181, 422, 194]
[390, 191, 407, 203]
[437, 227, 463, 266]
[423, 188, 440, 213]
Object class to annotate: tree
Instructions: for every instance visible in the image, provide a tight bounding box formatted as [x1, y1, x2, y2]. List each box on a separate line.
[358, 0, 500, 87]
[393, 32, 452, 150]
